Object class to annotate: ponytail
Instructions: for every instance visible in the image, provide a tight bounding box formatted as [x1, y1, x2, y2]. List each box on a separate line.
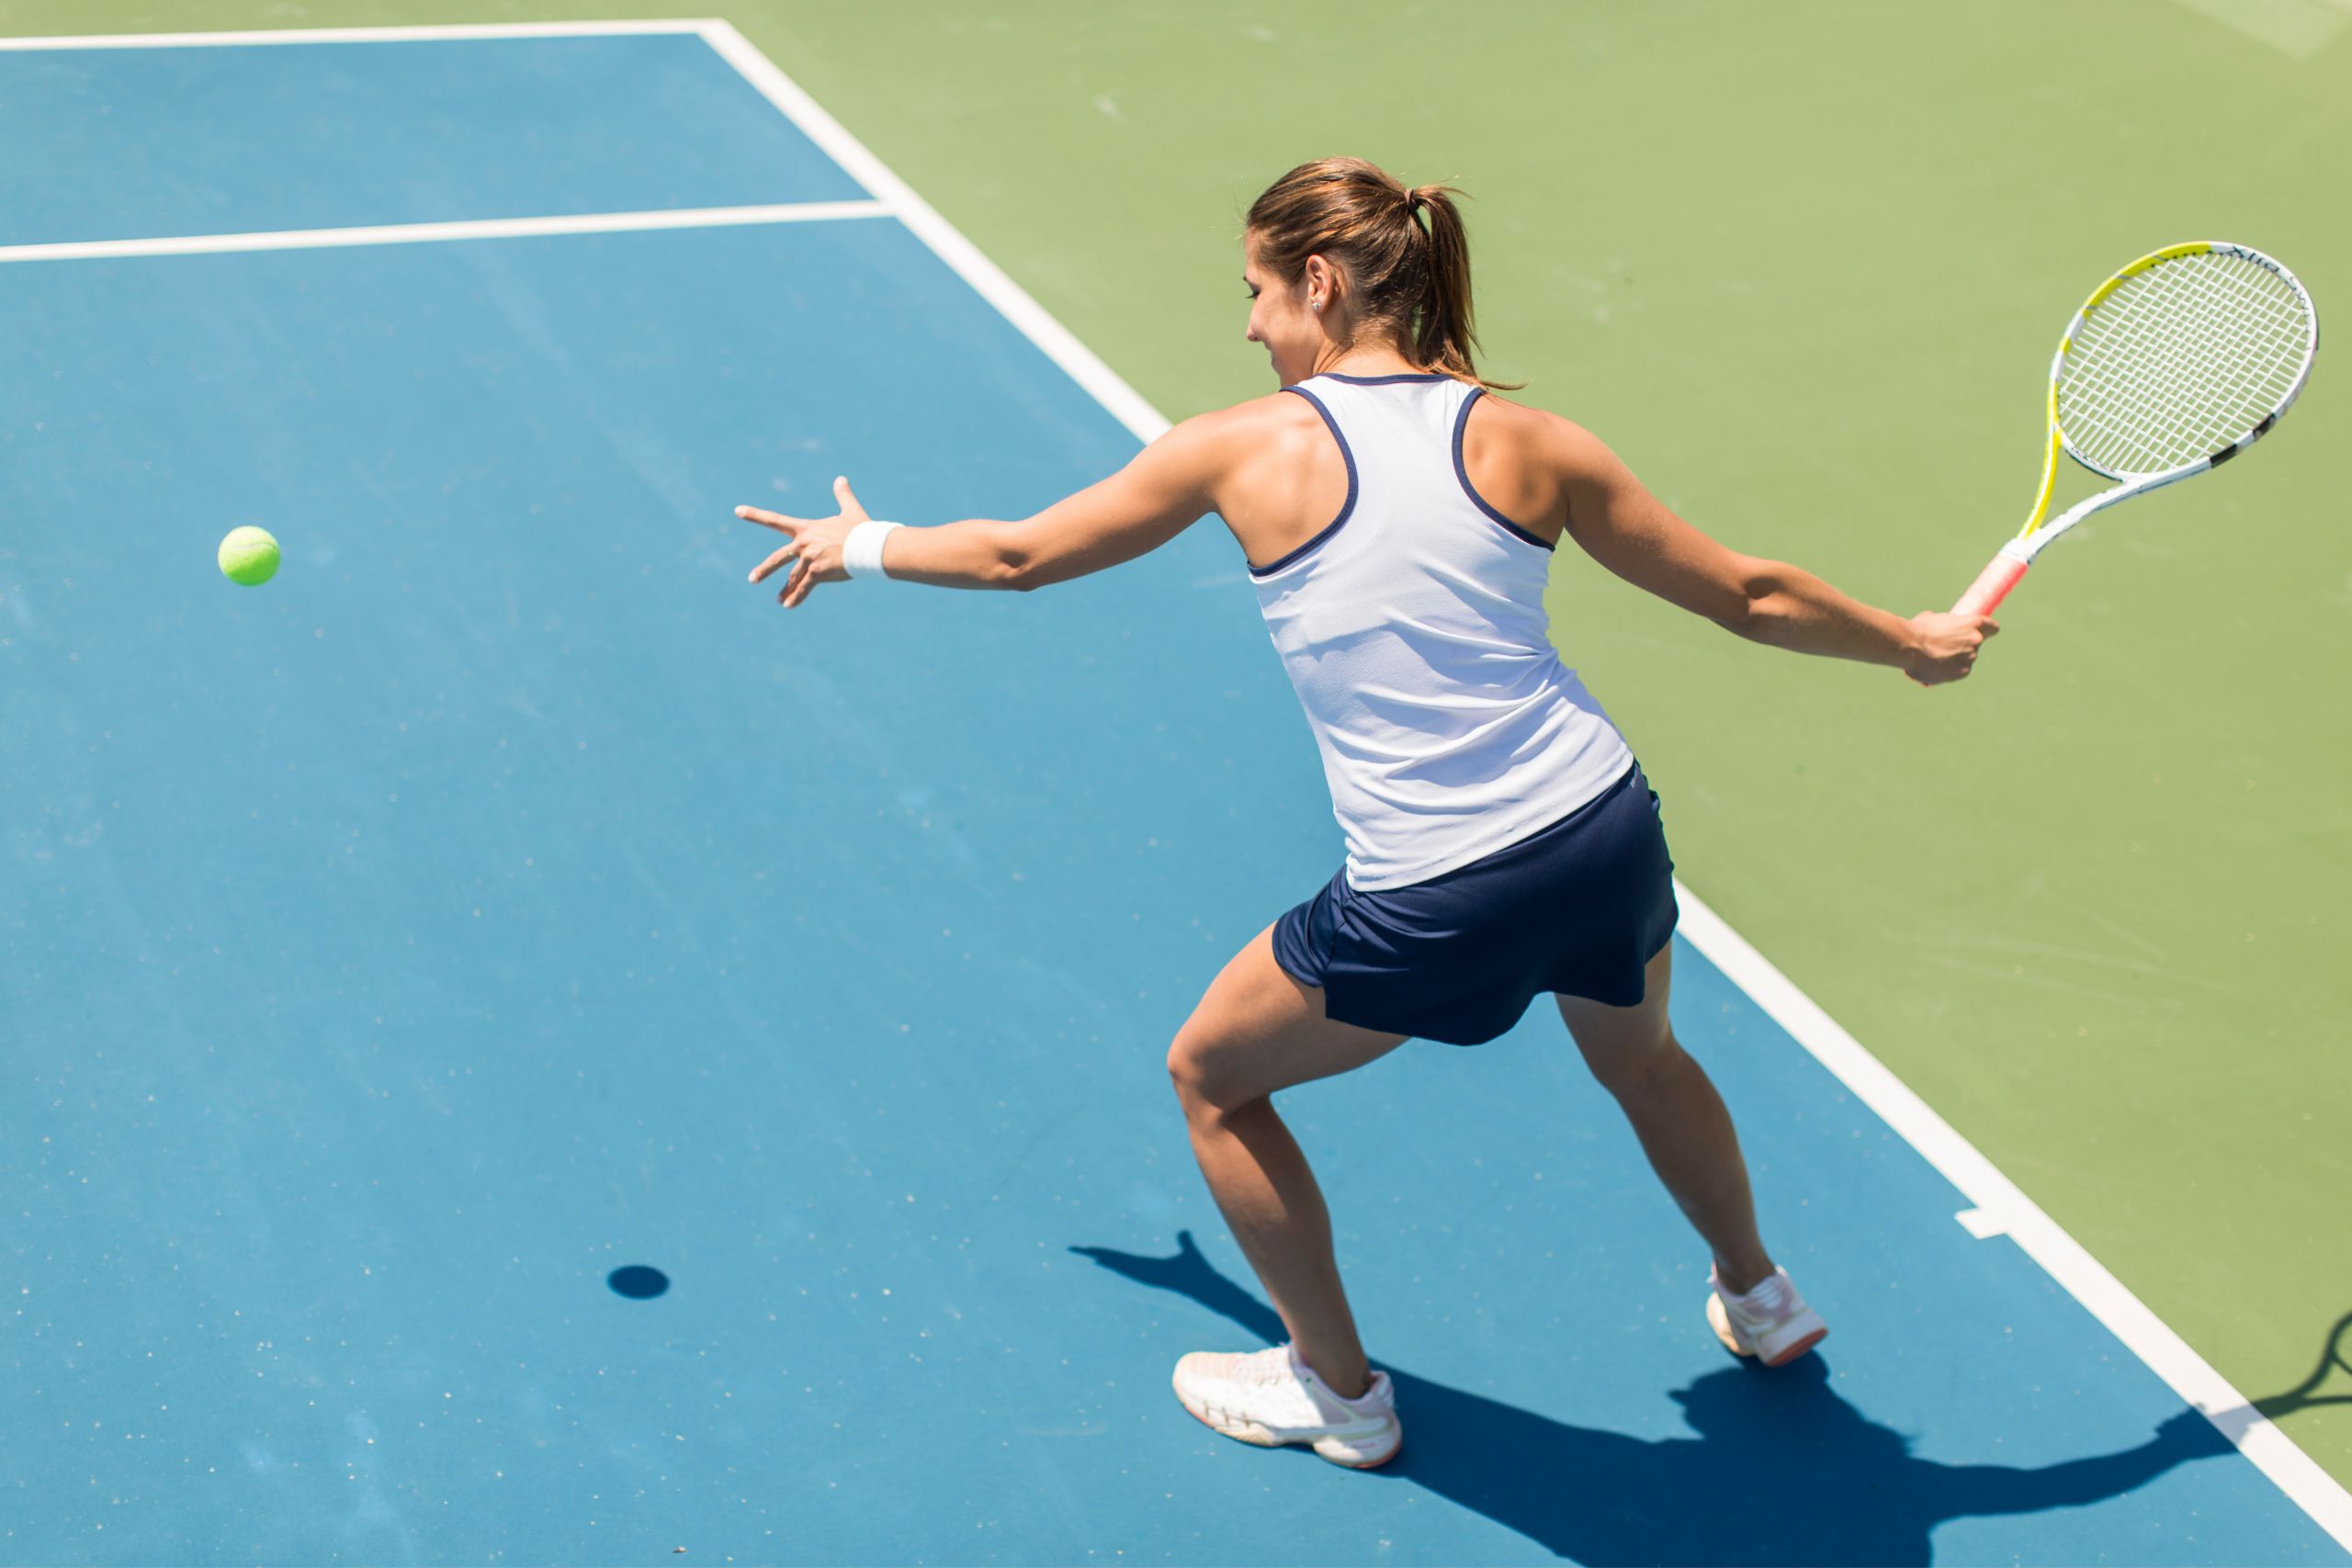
[1244, 157, 1521, 391]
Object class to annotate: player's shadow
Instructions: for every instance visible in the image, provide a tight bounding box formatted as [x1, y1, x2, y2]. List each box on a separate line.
[1071, 1233, 2233, 1567]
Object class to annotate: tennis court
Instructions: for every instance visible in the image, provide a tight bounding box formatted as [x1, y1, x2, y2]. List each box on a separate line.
[4, 17, 2347, 1565]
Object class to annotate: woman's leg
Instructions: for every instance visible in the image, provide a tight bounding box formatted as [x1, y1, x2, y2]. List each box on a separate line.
[1167, 921, 1408, 1399]
[1555, 944, 1777, 1292]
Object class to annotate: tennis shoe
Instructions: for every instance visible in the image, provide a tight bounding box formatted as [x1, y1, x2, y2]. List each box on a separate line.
[1706, 1264, 1827, 1366]
[1171, 1343, 1400, 1468]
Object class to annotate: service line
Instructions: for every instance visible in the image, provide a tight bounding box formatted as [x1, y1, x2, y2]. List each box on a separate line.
[0, 201, 892, 265]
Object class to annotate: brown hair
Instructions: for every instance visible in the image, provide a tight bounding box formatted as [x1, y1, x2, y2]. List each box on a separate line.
[1242, 156, 1521, 391]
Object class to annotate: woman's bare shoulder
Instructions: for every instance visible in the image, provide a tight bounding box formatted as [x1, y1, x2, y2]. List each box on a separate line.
[1463, 389, 1614, 478]
[1471, 389, 1596, 441]
[1175, 390, 1330, 474]
[1193, 389, 1325, 434]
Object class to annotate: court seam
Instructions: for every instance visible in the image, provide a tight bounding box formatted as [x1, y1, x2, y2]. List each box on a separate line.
[10, 15, 2343, 1551]
[0, 202, 892, 265]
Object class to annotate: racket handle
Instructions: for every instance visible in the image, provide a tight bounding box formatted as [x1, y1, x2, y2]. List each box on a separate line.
[1951, 542, 2031, 617]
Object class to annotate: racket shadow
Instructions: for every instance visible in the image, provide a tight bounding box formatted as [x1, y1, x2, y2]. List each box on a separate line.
[1072, 1233, 2235, 1567]
[2254, 1310, 2352, 1420]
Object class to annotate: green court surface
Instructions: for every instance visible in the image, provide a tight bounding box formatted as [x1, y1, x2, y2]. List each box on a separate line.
[6, 0, 2346, 1506]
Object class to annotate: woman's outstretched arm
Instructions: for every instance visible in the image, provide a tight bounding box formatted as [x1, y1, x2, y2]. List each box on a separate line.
[739, 413, 1230, 608]
[1550, 418, 1994, 685]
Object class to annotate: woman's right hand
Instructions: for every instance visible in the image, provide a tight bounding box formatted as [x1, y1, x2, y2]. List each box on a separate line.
[1904, 612, 1997, 686]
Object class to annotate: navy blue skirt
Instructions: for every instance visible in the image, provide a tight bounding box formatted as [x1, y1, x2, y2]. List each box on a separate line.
[1271, 762, 1678, 1045]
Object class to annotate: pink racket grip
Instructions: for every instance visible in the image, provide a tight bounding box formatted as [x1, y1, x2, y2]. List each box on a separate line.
[1951, 544, 2030, 617]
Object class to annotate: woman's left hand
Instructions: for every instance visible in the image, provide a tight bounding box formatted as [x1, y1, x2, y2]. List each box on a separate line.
[738, 476, 869, 609]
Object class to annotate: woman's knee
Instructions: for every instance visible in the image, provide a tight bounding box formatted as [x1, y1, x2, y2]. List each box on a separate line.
[1165, 1033, 1205, 1103]
[1166, 1030, 1251, 1120]
[1167, 923, 1406, 1119]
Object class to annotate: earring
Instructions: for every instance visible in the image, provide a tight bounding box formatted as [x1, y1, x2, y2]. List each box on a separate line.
[1311, 299, 1322, 313]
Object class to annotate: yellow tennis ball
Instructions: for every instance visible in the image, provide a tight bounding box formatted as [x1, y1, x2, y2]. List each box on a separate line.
[218, 525, 280, 586]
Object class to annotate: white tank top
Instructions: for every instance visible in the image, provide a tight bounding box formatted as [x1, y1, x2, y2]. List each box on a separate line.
[1250, 371, 1634, 891]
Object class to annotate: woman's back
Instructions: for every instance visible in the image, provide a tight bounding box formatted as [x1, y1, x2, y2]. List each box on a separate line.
[1245, 371, 1633, 891]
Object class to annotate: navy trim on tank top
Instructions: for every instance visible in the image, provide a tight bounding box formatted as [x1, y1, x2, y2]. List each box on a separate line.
[1250, 385, 1359, 578]
[1452, 387, 1553, 551]
[1319, 371, 1452, 385]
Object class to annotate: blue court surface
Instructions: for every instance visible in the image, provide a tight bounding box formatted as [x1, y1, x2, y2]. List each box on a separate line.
[4, 27, 2346, 1566]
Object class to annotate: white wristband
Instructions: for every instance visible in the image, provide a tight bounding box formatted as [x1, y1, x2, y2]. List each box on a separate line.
[842, 519, 904, 579]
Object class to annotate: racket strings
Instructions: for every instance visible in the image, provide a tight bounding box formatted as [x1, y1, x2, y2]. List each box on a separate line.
[2070, 256, 2306, 463]
[2064, 261, 2302, 470]
[2057, 251, 2311, 477]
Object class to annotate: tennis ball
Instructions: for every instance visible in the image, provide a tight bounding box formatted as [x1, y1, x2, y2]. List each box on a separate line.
[218, 525, 280, 586]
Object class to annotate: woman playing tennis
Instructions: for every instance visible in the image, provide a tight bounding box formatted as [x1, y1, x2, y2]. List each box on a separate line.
[737, 157, 1996, 1469]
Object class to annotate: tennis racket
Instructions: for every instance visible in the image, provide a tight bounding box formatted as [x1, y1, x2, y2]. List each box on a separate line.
[1951, 242, 2319, 616]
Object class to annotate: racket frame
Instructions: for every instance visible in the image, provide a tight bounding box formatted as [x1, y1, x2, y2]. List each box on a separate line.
[1952, 241, 2319, 617]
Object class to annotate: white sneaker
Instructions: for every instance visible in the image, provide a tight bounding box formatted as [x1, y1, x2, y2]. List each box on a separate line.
[1706, 1264, 1827, 1366]
[1171, 1343, 1401, 1468]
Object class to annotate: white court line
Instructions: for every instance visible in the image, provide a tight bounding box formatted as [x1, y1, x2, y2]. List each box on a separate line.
[7, 15, 2347, 1551]
[0, 201, 890, 265]
[0, 19, 712, 49]
[693, 17, 2352, 1551]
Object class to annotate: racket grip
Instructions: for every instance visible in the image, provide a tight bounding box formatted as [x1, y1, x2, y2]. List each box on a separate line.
[1951, 542, 2030, 617]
